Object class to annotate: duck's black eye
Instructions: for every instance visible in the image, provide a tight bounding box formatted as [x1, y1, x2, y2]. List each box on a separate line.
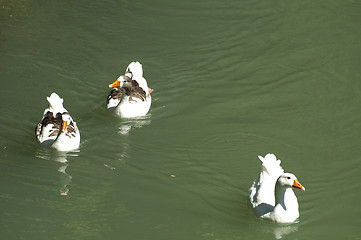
[287, 176, 291, 179]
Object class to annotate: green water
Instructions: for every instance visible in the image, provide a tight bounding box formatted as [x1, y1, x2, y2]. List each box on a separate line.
[1, 0, 361, 239]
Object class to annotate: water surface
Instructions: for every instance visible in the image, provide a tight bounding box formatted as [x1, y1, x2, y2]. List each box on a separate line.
[1, 0, 361, 239]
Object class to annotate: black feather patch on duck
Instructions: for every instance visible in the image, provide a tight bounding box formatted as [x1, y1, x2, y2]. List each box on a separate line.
[35, 111, 67, 138]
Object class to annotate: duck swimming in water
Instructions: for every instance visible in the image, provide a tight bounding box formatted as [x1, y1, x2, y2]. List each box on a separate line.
[35, 93, 80, 151]
[107, 61, 153, 118]
[249, 153, 305, 223]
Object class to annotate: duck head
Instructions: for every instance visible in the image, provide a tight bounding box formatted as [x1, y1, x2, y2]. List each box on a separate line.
[277, 173, 305, 191]
[108, 75, 133, 89]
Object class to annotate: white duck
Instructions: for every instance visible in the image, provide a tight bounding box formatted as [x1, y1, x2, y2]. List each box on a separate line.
[35, 93, 80, 151]
[107, 61, 153, 118]
[249, 153, 305, 223]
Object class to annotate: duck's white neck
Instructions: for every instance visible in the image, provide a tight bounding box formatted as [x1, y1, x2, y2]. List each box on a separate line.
[271, 184, 300, 223]
[275, 185, 299, 212]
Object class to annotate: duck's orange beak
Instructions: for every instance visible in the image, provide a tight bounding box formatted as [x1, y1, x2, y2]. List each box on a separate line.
[61, 121, 68, 133]
[293, 179, 305, 191]
[108, 79, 120, 88]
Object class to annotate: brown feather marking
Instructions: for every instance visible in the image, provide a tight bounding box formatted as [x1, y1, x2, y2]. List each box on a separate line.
[65, 121, 77, 138]
[107, 87, 122, 101]
[35, 111, 62, 138]
[125, 80, 146, 102]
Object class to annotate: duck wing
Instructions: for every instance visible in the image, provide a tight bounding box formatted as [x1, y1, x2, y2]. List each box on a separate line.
[35, 111, 62, 145]
[127, 80, 147, 102]
[107, 87, 123, 109]
[64, 118, 79, 138]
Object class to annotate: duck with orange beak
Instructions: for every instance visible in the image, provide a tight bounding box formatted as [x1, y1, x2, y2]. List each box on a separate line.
[249, 153, 305, 223]
[107, 61, 153, 118]
[35, 93, 80, 151]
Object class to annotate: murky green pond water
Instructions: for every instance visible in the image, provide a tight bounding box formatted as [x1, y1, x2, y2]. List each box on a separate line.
[1, 0, 361, 239]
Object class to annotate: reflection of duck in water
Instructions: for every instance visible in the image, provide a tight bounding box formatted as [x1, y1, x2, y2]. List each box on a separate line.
[117, 116, 151, 135]
[55, 156, 72, 196]
[107, 61, 153, 118]
[35, 149, 74, 195]
[35, 93, 80, 151]
[273, 225, 298, 239]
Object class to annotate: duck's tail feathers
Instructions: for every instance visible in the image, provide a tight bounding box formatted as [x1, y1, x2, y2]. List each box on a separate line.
[258, 153, 284, 180]
[47, 92, 65, 113]
[126, 61, 143, 77]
